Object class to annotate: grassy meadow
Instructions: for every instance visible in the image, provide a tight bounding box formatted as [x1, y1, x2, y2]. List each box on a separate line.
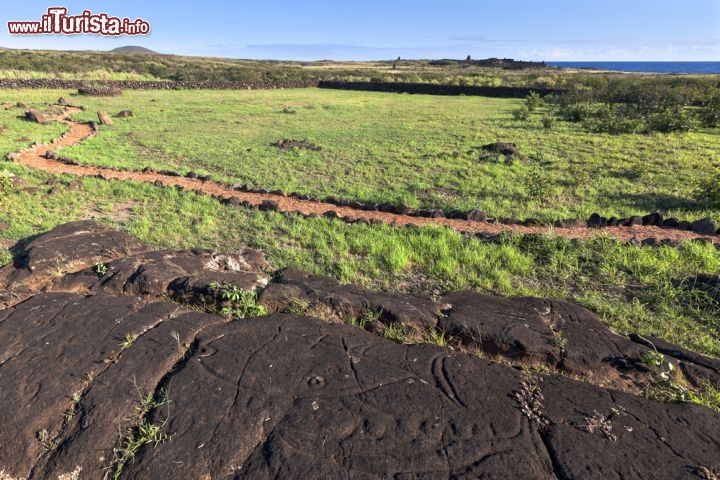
[0, 86, 719, 362]
[44, 87, 720, 223]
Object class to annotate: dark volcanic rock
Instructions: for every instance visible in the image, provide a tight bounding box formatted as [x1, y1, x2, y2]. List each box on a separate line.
[0, 221, 149, 298]
[642, 212, 663, 226]
[260, 267, 440, 335]
[587, 213, 607, 228]
[1, 223, 719, 479]
[97, 110, 113, 126]
[24, 108, 47, 124]
[1, 293, 718, 480]
[691, 217, 716, 234]
[466, 209, 487, 222]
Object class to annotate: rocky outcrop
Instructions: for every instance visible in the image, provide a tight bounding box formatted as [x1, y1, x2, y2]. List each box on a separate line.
[0, 222, 718, 479]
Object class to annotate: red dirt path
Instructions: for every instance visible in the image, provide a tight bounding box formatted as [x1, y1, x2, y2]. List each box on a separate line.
[11, 108, 719, 244]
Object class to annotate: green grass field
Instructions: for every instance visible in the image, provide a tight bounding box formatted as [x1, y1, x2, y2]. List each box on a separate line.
[47, 87, 720, 222]
[0, 87, 719, 363]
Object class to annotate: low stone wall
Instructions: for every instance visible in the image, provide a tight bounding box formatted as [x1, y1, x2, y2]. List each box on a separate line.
[0, 78, 562, 98]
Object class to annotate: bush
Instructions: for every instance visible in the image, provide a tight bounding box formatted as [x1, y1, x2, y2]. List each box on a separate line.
[525, 91, 543, 111]
[699, 95, 720, 128]
[646, 108, 692, 133]
[512, 104, 531, 121]
[697, 167, 720, 208]
[0, 171, 12, 198]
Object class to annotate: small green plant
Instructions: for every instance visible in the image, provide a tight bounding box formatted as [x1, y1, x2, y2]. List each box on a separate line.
[641, 349, 666, 368]
[428, 329, 448, 347]
[382, 323, 405, 342]
[696, 167, 720, 208]
[209, 280, 267, 318]
[512, 104, 531, 121]
[525, 170, 554, 202]
[109, 381, 170, 479]
[541, 113, 554, 129]
[119, 333, 138, 349]
[639, 337, 699, 403]
[36, 428, 56, 451]
[525, 91, 543, 112]
[0, 171, 13, 198]
[94, 261, 108, 277]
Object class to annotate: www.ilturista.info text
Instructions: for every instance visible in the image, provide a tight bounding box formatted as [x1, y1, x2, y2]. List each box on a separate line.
[7, 7, 150, 35]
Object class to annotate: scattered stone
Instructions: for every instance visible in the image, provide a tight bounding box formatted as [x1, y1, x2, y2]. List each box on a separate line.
[661, 218, 679, 229]
[274, 139, 321, 151]
[24, 109, 47, 124]
[625, 216, 643, 227]
[587, 213, 607, 228]
[259, 200, 279, 211]
[466, 209, 487, 222]
[97, 111, 113, 126]
[607, 217, 619, 227]
[677, 220, 692, 230]
[642, 212, 663, 226]
[691, 217, 716, 235]
[641, 237, 658, 246]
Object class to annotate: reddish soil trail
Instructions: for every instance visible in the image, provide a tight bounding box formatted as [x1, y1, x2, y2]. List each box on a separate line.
[12, 108, 720, 244]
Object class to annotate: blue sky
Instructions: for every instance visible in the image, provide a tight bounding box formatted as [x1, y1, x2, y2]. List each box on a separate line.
[2, 1, 719, 61]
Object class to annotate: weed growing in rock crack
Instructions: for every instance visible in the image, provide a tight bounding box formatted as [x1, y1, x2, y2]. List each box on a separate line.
[36, 428, 57, 451]
[94, 261, 108, 277]
[428, 329, 449, 347]
[169, 330, 182, 354]
[581, 409, 618, 442]
[638, 337, 699, 404]
[108, 379, 170, 479]
[209, 280, 267, 318]
[698, 465, 720, 480]
[513, 369, 550, 430]
[285, 299, 311, 316]
[345, 309, 380, 330]
[382, 323, 406, 343]
[119, 333, 137, 349]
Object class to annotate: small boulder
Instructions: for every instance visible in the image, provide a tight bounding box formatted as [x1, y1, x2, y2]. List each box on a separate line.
[642, 212, 663, 226]
[259, 200, 279, 212]
[466, 209, 487, 222]
[625, 216, 643, 227]
[691, 217, 716, 235]
[661, 218, 679, 229]
[97, 111, 113, 126]
[25, 109, 47, 125]
[587, 213, 607, 228]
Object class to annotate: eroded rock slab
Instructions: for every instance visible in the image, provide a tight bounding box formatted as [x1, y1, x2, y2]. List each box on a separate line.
[0, 221, 150, 300]
[0, 222, 718, 479]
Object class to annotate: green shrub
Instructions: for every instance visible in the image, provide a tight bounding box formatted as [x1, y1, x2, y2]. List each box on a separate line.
[525, 91, 543, 111]
[697, 167, 720, 208]
[0, 172, 12, 198]
[512, 104, 531, 121]
[699, 95, 720, 128]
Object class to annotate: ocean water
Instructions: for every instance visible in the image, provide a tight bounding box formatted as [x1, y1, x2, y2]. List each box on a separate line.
[547, 62, 720, 74]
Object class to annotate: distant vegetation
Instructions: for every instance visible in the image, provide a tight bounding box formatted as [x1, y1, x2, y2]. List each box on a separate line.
[110, 46, 157, 54]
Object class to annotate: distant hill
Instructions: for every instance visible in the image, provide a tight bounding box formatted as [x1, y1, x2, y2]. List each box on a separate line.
[110, 46, 157, 54]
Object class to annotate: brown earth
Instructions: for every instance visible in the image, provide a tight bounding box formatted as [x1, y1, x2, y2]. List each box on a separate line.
[0, 221, 718, 479]
[8, 107, 719, 245]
